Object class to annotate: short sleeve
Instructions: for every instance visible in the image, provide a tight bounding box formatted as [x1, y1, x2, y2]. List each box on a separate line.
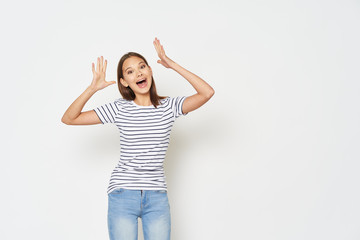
[93, 99, 121, 124]
[171, 96, 188, 119]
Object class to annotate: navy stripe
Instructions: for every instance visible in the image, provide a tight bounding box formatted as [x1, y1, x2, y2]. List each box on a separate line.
[97, 109, 108, 123]
[120, 126, 172, 132]
[93, 110, 104, 124]
[105, 104, 116, 122]
[119, 137, 170, 143]
[120, 143, 165, 147]
[120, 146, 167, 151]
[115, 113, 174, 125]
[100, 105, 111, 123]
[120, 132, 171, 138]
[121, 150, 167, 154]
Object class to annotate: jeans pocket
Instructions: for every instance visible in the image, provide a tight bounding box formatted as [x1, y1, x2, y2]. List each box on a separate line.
[109, 188, 125, 195]
[155, 190, 167, 194]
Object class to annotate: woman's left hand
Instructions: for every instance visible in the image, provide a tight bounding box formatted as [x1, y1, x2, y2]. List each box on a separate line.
[153, 37, 175, 69]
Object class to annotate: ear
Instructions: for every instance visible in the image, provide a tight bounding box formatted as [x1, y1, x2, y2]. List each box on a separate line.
[120, 78, 129, 87]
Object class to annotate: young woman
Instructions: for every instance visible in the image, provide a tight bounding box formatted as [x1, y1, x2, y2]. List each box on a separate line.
[61, 37, 214, 240]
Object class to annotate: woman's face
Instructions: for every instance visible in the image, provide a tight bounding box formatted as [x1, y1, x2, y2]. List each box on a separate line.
[120, 56, 153, 96]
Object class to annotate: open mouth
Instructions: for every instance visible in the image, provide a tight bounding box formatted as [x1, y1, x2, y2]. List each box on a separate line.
[136, 78, 147, 88]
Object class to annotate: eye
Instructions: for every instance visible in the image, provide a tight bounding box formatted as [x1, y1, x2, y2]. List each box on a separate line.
[141, 64, 146, 69]
[127, 70, 133, 74]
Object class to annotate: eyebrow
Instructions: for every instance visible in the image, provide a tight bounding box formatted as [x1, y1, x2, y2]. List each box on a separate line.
[124, 61, 145, 72]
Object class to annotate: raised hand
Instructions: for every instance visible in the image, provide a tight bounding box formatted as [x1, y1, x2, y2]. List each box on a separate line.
[153, 37, 175, 69]
[90, 56, 116, 91]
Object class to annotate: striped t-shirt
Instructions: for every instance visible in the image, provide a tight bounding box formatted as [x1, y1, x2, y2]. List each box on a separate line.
[93, 96, 187, 194]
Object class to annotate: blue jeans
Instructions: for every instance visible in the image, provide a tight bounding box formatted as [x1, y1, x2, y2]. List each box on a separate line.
[107, 188, 171, 240]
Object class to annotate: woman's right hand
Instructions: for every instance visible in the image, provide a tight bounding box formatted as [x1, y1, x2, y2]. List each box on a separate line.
[90, 56, 116, 91]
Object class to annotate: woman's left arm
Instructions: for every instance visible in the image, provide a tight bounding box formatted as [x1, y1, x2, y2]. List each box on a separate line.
[153, 38, 215, 114]
[169, 62, 215, 114]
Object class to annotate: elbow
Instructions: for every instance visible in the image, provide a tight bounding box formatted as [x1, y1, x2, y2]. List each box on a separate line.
[206, 87, 215, 99]
[61, 116, 71, 125]
[61, 118, 69, 125]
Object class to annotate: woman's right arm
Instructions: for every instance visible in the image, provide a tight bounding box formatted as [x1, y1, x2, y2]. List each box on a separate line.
[61, 56, 116, 125]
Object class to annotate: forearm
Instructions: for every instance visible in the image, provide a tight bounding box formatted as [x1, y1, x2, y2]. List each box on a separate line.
[169, 61, 214, 98]
[61, 86, 97, 122]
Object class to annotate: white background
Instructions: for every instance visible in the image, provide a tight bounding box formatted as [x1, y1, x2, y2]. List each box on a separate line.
[1, 0, 359, 239]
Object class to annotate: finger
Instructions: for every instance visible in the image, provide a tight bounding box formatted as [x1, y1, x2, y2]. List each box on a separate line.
[155, 45, 160, 55]
[92, 63, 95, 74]
[96, 57, 100, 72]
[104, 59, 107, 73]
[153, 40, 158, 52]
[106, 81, 116, 86]
[153, 39, 160, 54]
[155, 38, 164, 55]
[157, 60, 165, 66]
[100, 56, 104, 71]
[156, 39, 161, 49]
[154, 38, 161, 52]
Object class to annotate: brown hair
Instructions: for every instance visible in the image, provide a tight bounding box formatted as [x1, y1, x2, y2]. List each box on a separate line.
[117, 52, 166, 108]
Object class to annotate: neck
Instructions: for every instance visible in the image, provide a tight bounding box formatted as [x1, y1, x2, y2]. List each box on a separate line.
[134, 93, 152, 106]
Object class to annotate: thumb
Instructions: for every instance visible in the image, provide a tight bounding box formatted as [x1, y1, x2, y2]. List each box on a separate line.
[157, 60, 161, 64]
[107, 81, 116, 86]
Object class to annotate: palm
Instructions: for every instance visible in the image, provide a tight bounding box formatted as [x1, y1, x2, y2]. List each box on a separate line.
[153, 38, 173, 68]
[90, 56, 116, 90]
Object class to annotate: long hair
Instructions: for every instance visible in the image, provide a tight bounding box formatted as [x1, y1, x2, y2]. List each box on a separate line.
[117, 52, 166, 108]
